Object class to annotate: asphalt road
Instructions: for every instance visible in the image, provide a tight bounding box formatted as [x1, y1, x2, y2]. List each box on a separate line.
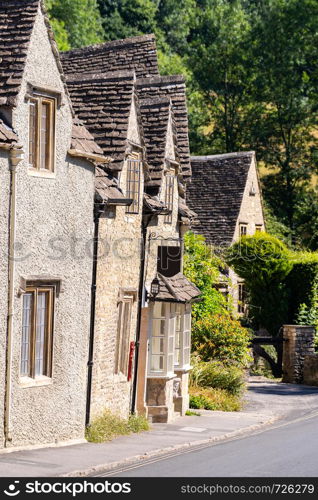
[106, 410, 318, 477]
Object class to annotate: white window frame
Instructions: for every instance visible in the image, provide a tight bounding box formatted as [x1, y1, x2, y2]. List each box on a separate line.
[174, 303, 191, 371]
[148, 302, 176, 378]
[239, 223, 248, 237]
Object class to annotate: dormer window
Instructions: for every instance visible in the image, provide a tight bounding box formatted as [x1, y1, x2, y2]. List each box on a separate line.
[164, 174, 174, 224]
[29, 94, 56, 172]
[126, 158, 141, 214]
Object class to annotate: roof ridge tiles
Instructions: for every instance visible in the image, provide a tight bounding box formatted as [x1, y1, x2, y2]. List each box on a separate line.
[137, 75, 185, 86]
[62, 34, 157, 57]
[191, 151, 255, 161]
[67, 70, 136, 83]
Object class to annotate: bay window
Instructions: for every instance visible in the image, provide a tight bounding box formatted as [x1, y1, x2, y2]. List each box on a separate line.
[174, 303, 191, 370]
[148, 302, 175, 377]
[148, 301, 192, 377]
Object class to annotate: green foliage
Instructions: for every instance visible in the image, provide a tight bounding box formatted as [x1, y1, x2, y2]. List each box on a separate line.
[192, 315, 252, 367]
[226, 232, 293, 335]
[86, 411, 149, 443]
[187, 0, 254, 154]
[183, 232, 229, 321]
[97, 0, 157, 41]
[189, 356, 246, 395]
[189, 387, 242, 412]
[185, 409, 201, 416]
[287, 252, 318, 331]
[45, 0, 104, 50]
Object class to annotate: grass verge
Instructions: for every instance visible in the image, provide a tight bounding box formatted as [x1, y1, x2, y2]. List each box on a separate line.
[86, 411, 150, 443]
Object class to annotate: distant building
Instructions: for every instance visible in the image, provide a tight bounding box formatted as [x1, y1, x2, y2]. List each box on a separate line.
[187, 152, 265, 314]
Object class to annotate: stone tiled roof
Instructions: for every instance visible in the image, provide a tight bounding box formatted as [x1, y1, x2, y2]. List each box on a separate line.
[0, 0, 71, 110]
[95, 166, 129, 205]
[143, 193, 170, 215]
[0, 0, 39, 106]
[187, 152, 255, 246]
[61, 34, 159, 79]
[66, 71, 141, 170]
[140, 97, 178, 186]
[156, 272, 201, 303]
[178, 198, 198, 225]
[61, 37, 191, 182]
[70, 118, 109, 162]
[136, 75, 191, 181]
[0, 118, 18, 147]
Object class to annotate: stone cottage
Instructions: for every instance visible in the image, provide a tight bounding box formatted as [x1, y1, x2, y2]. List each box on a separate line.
[187, 152, 265, 314]
[0, 0, 109, 450]
[62, 35, 200, 423]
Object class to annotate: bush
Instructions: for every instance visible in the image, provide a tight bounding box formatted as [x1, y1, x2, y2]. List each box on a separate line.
[226, 232, 293, 336]
[183, 232, 230, 322]
[189, 387, 242, 412]
[189, 356, 246, 395]
[287, 252, 318, 332]
[86, 411, 149, 443]
[192, 315, 252, 367]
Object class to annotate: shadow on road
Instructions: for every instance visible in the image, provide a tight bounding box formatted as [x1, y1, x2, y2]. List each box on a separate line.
[248, 381, 318, 397]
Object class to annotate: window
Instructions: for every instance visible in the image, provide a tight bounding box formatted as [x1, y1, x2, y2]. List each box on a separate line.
[255, 224, 263, 232]
[239, 223, 248, 237]
[157, 246, 181, 278]
[148, 302, 175, 377]
[29, 94, 56, 171]
[238, 283, 246, 314]
[174, 303, 191, 370]
[115, 293, 134, 376]
[164, 175, 174, 224]
[20, 286, 54, 378]
[126, 159, 141, 214]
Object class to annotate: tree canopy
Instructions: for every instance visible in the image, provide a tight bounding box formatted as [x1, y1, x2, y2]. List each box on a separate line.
[46, 0, 318, 250]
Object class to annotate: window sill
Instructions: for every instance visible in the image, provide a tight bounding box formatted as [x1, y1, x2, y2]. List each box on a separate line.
[147, 373, 177, 380]
[28, 168, 56, 179]
[19, 376, 53, 388]
[174, 365, 192, 373]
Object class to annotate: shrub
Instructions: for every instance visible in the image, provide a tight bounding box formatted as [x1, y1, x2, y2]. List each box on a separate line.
[192, 315, 252, 367]
[183, 232, 230, 321]
[189, 387, 242, 412]
[86, 411, 149, 443]
[226, 232, 293, 336]
[189, 356, 246, 395]
[287, 252, 318, 332]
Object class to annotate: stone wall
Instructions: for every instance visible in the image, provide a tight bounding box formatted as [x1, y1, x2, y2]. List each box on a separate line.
[303, 354, 318, 386]
[282, 325, 315, 383]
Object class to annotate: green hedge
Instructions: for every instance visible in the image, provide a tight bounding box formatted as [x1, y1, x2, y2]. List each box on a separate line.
[287, 253, 318, 321]
[287, 253, 318, 329]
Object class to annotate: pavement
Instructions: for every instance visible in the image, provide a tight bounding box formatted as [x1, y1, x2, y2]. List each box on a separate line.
[1, 377, 318, 477]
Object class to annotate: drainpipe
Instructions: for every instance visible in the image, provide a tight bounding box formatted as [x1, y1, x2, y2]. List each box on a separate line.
[85, 204, 103, 426]
[4, 145, 24, 446]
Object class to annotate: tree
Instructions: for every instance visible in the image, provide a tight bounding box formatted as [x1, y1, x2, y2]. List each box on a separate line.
[187, 0, 255, 154]
[45, 0, 104, 50]
[96, 0, 157, 41]
[247, 0, 318, 239]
